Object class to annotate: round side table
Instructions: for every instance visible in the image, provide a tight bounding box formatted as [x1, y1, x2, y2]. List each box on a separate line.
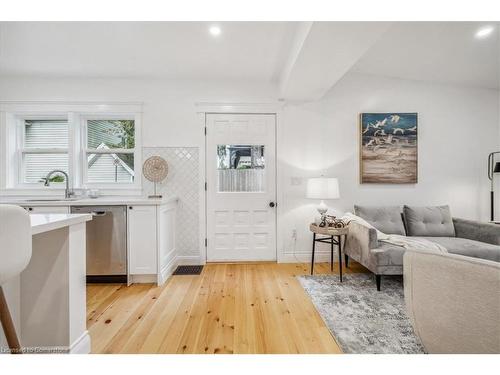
[309, 224, 349, 281]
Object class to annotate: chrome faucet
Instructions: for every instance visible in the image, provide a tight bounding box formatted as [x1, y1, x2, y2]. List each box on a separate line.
[43, 170, 75, 199]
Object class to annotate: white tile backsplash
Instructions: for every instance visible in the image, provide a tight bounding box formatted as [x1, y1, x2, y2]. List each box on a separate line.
[143, 147, 200, 258]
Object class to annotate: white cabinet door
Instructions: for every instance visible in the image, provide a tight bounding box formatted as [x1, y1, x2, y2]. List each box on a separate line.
[128, 205, 157, 275]
[157, 202, 176, 284]
[23, 206, 70, 214]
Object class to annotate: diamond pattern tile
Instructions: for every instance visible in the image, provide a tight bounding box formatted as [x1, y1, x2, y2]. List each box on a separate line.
[143, 147, 199, 257]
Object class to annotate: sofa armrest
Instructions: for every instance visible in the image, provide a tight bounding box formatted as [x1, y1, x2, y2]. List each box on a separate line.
[345, 221, 379, 265]
[404, 250, 500, 353]
[348, 221, 379, 248]
[453, 217, 500, 245]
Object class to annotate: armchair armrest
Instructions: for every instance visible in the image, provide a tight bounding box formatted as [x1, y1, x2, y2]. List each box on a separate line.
[453, 218, 500, 245]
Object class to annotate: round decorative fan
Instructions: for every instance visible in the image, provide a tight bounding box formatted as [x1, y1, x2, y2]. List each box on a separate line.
[142, 156, 168, 198]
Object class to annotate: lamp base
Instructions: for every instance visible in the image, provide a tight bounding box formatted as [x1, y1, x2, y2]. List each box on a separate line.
[316, 200, 328, 215]
[316, 200, 330, 227]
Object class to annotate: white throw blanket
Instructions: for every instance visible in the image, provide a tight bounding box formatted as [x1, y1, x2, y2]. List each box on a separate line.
[379, 234, 448, 254]
[342, 212, 448, 254]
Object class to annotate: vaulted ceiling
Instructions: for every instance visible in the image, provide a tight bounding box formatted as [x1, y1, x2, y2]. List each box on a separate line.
[352, 22, 499, 90]
[0, 21, 498, 101]
[0, 22, 297, 82]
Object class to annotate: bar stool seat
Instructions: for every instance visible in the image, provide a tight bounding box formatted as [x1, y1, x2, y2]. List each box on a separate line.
[0, 204, 32, 354]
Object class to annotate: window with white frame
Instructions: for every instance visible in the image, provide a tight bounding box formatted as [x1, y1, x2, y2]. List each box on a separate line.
[21, 118, 69, 184]
[84, 119, 136, 184]
[2, 105, 141, 190]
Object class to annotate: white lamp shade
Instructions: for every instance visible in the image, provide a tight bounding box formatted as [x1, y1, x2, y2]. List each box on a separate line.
[306, 177, 340, 200]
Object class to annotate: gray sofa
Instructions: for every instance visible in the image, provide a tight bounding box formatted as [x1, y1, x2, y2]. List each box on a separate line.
[404, 250, 500, 353]
[344, 205, 500, 290]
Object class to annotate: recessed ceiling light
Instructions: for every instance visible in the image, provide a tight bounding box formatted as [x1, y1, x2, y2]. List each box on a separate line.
[475, 25, 495, 39]
[209, 25, 221, 37]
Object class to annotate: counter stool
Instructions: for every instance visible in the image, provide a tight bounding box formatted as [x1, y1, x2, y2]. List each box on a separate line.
[0, 205, 32, 354]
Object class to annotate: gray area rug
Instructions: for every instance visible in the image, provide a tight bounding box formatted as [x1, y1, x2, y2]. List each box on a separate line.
[298, 273, 425, 354]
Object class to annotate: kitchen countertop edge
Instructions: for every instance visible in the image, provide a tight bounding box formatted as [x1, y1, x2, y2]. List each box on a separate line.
[0, 195, 179, 207]
[31, 213, 93, 235]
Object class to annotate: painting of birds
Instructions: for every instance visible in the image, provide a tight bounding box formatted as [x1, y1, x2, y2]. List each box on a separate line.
[390, 115, 401, 123]
[360, 113, 418, 184]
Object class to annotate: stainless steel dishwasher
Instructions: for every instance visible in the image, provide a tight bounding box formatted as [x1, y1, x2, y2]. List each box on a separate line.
[71, 205, 127, 283]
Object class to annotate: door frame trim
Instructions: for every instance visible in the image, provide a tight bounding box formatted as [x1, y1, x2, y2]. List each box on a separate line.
[197, 103, 284, 264]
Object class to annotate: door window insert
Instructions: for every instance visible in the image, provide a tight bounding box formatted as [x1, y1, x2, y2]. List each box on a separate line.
[217, 144, 265, 192]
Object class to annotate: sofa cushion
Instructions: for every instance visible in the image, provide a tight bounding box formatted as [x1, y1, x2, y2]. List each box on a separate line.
[354, 205, 406, 235]
[403, 205, 455, 237]
[418, 237, 500, 262]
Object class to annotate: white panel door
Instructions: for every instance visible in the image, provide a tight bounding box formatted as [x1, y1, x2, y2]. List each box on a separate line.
[206, 113, 276, 261]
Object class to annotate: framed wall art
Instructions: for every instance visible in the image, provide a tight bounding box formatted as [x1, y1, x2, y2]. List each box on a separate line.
[360, 113, 418, 184]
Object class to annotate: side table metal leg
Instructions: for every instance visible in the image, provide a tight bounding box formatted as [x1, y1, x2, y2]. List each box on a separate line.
[338, 235, 343, 282]
[330, 235, 334, 271]
[311, 233, 316, 275]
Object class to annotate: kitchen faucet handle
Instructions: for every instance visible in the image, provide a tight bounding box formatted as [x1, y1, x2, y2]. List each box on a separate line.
[67, 190, 76, 198]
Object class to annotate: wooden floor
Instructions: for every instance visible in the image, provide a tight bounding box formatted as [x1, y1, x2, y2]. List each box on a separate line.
[86, 261, 367, 354]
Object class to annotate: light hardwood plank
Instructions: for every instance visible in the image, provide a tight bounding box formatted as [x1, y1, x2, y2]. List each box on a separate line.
[86, 261, 367, 354]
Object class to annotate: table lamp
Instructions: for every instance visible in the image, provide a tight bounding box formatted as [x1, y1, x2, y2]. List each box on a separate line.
[306, 177, 340, 223]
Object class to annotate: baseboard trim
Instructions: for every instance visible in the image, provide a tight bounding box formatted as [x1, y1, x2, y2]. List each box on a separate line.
[172, 253, 335, 265]
[18, 330, 91, 354]
[132, 254, 204, 286]
[159, 255, 179, 285]
[177, 255, 204, 265]
[69, 331, 91, 354]
[129, 274, 157, 284]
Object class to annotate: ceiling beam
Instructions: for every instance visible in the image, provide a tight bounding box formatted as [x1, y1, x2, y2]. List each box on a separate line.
[279, 22, 392, 102]
[278, 22, 313, 96]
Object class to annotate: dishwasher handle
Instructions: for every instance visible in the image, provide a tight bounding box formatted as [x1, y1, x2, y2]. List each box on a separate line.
[91, 211, 107, 217]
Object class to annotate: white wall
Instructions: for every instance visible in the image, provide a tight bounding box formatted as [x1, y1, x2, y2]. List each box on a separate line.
[279, 73, 499, 260]
[0, 76, 278, 262]
[0, 77, 278, 148]
[1, 73, 498, 262]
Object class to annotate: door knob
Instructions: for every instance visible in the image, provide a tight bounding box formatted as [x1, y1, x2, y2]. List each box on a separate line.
[269, 202, 276, 208]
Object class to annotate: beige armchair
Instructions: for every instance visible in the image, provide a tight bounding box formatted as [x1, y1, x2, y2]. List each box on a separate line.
[404, 250, 500, 354]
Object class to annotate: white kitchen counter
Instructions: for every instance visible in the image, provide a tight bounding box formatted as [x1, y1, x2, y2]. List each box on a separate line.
[30, 213, 92, 234]
[1, 212, 92, 354]
[0, 195, 178, 207]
